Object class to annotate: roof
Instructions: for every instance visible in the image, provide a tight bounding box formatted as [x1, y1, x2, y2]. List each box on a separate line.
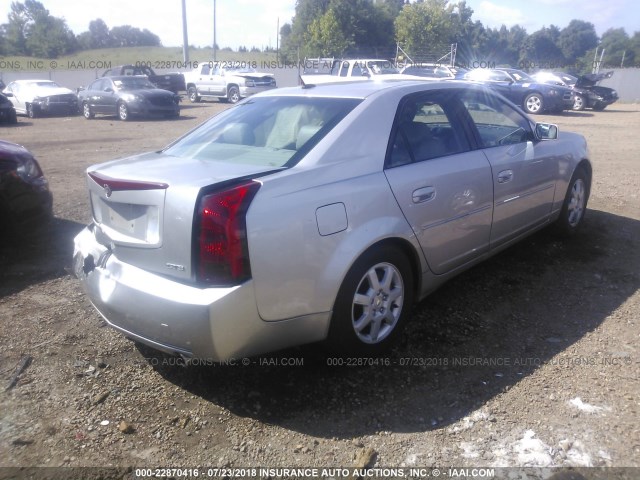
[103, 75, 150, 81]
[257, 79, 484, 100]
[8, 79, 57, 84]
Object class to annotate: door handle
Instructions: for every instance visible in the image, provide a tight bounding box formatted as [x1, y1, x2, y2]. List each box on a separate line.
[497, 170, 514, 184]
[412, 186, 436, 204]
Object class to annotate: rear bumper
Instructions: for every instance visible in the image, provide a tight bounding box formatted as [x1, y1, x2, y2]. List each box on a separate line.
[72, 225, 330, 361]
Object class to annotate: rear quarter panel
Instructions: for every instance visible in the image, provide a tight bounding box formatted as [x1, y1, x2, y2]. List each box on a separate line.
[247, 92, 425, 321]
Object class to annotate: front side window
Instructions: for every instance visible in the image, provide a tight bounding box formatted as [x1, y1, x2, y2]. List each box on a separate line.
[387, 93, 471, 167]
[461, 90, 532, 147]
[113, 78, 155, 90]
[164, 96, 362, 168]
[89, 79, 104, 91]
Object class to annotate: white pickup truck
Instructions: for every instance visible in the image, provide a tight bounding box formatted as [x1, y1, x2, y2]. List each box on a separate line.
[183, 63, 276, 104]
[301, 58, 424, 85]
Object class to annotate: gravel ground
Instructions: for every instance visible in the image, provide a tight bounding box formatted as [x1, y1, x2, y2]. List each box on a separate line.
[0, 100, 639, 480]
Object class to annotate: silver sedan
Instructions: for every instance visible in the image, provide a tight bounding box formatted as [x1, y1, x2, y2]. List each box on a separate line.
[73, 81, 591, 361]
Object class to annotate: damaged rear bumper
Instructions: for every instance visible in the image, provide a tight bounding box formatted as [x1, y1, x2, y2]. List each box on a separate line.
[72, 225, 330, 361]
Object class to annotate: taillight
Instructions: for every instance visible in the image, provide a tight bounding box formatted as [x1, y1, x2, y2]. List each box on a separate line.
[196, 180, 260, 285]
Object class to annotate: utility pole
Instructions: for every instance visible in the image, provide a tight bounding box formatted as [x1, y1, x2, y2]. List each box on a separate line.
[213, 0, 217, 63]
[181, 0, 189, 63]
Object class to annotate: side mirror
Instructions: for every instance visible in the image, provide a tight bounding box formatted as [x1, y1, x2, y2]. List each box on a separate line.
[535, 122, 558, 140]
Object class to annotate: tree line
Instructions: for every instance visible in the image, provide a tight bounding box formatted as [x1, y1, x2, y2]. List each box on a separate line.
[280, 0, 640, 72]
[0, 0, 161, 58]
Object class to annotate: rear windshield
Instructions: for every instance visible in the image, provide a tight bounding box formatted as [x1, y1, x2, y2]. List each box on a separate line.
[163, 96, 362, 168]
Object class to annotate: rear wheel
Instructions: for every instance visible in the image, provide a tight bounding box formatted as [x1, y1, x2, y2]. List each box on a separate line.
[524, 93, 544, 114]
[327, 246, 413, 355]
[555, 167, 590, 235]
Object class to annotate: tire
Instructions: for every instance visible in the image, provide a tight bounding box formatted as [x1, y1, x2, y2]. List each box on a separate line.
[327, 246, 414, 355]
[188, 86, 200, 103]
[592, 103, 606, 111]
[8, 110, 17, 124]
[555, 167, 590, 236]
[523, 93, 544, 114]
[572, 94, 586, 111]
[26, 103, 36, 118]
[227, 86, 240, 104]
[82, 102, 94, 119]
[117, 102, 130, 121]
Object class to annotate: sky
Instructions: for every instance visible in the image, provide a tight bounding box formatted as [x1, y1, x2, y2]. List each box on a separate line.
[1, 0, 638, 50]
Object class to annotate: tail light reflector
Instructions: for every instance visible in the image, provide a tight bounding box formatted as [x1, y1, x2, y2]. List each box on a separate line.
[196, 180, 260, 285]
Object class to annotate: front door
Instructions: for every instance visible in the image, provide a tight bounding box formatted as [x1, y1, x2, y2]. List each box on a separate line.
[384, 92, 494, 275]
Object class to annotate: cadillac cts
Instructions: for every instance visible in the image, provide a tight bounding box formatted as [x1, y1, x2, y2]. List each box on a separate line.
[73, 81, 591, 361]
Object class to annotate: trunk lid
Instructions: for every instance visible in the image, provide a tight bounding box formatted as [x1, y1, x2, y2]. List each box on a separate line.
[87, 151, 278, 281]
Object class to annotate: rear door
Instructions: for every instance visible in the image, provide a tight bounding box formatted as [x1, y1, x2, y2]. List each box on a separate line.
[384, 91, 494, 275]
[460, 89, 558, 246]
[209, 66, 227, 95]
[196, 64, 212, 94]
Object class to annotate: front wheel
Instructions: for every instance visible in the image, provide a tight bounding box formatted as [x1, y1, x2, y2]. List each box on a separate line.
[227, 86, 240, 104]
[327, 246, 413, 355]
[117, 102, 130, 121]
[83, 102, 94, 119]
[188, 87, 200, 103]
[572, 94, 586, 111]
[524, 93, 544, 114]
[555, 167, 590, 235]
[26, 103, 37, 118]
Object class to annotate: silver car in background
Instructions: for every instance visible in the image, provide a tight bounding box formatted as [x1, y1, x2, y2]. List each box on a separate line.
[73, 81, 591, 361]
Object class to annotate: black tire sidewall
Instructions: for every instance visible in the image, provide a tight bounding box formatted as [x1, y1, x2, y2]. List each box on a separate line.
[328, 246, 413, 355]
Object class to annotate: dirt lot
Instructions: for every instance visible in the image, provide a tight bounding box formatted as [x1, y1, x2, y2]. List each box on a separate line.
[0, 100, 639, 479]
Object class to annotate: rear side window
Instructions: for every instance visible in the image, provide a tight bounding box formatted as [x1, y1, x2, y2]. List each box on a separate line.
[164, 96, 362, 168]
[387, 93, 471, 167]
[461, 90, 532, 147]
